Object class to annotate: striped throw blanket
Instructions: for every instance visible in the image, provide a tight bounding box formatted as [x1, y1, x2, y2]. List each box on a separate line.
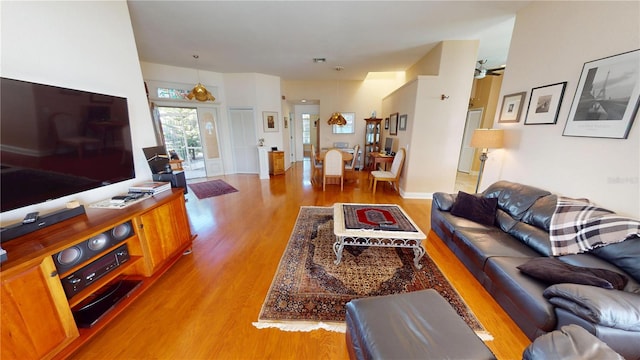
[550, 197, 640, 256]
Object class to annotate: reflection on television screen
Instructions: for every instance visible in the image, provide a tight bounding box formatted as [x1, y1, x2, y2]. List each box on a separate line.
[0, 77, 135, 212]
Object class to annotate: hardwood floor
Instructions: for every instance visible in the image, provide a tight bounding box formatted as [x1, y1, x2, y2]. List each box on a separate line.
[70, 161, 529, 360]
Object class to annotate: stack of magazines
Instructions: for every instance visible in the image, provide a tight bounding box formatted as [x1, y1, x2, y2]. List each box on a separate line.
[129, 181, 171, 195]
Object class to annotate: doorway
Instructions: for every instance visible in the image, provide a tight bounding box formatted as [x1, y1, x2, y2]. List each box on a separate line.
[455, 108, 482, 193]
[157, 106, 206, 179]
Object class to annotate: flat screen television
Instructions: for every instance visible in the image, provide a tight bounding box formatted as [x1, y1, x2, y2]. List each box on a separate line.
[0, 77, 135, 213]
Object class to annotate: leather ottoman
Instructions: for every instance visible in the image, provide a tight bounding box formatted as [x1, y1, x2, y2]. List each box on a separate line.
[345, 289, 495, 360]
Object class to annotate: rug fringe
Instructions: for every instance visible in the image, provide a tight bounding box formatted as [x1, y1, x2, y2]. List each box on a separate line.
[252, 320, 346, 333]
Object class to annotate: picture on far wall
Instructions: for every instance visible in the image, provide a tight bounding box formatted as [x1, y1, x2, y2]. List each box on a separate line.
[385, 118, 389, 129]
[524, 82, 567, 125]
[564, 49, 640, 139]
[263, 111, 279, 132]
[498, 92, 526, 123]
[398, 114, 408, 131]
[389, 112, 399, 135]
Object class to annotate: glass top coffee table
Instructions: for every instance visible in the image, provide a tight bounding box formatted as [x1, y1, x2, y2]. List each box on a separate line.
[333, 203, 426, 269]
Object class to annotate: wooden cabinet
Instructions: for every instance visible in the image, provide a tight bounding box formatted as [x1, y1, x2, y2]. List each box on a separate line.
[363, 118, 382, 170]
[0, 190, 193, 359]
[134, 195, 191, 276]
[268, 151, 285, 175]
[1, 257, 78, 360]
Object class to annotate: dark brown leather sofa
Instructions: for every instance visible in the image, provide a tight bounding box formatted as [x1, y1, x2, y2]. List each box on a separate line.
[431, 180, 640, 359]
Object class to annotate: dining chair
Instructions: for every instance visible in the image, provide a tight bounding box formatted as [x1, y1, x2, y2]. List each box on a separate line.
[344, 144, 360, 179]
[323, 149, 344, 191]
[369, 148, 405, 194]
[311, 144, 323, 183]
[51, 112, 102, 158]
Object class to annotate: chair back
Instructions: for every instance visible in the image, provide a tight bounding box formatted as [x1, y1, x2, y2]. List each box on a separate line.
[389, 148, 405, 178]
[347, 144, 359, 169]
[51, 112, 82, 138]
[323, 149, 343, 176]
[311, 144, 322, 166]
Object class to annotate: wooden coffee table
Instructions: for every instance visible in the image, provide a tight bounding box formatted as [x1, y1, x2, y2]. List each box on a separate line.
[332, 203, 426, 268]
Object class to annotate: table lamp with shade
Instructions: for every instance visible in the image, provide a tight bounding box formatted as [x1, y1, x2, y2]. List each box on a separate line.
[470, 129, 504, 193]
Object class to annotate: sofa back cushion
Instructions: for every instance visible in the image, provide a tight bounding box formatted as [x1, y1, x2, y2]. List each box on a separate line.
[521, 194, 557, 232]
[590, 237, 640, 283]
[508, 222, 553, 256]
[483, 181, 551, 221]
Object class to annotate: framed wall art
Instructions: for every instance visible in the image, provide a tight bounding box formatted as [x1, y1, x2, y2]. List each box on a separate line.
[263, 111, 279, 132]
[524, 82, 567, 125]
[398, 114, 408, 131]
[385, 118, 389, 129]
[498, 92, 526, 123]
[563, 49, 640, 139]
[389, 112, 399, 135]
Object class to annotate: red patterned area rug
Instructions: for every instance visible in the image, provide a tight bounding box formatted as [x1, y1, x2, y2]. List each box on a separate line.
[188, 179, 238, 199]
[253, 206, 491, 340]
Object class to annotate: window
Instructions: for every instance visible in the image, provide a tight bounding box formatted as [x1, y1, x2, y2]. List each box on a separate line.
[333, 112, 355, 134]
[302, 113, 311, 144]
[157, 87, 191, 100]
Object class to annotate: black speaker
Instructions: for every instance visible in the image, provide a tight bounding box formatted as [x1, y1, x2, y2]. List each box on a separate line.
[153, 171, 187, 194]
[52, 221, 134, 273]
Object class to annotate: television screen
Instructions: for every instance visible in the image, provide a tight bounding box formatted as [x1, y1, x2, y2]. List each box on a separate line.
[0, 77, 135, 212]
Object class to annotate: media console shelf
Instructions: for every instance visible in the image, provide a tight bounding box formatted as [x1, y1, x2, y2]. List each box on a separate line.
[0, 189, 194, 360]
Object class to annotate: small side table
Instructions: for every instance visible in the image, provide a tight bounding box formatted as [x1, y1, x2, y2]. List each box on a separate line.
[268, 151, 285, 175]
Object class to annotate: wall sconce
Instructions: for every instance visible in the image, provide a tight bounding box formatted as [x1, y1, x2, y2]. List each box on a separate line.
[441, 94, 449, 100]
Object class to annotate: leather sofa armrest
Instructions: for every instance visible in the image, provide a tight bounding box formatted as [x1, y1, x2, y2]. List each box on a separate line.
[522, 324, 623, 360]
[433, 192, 455, 211]
[543, 284, 640, 331]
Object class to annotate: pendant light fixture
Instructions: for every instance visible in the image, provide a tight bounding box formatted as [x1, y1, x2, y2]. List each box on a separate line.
[327, 66, 347, 126]
[187, 55, 215, 102]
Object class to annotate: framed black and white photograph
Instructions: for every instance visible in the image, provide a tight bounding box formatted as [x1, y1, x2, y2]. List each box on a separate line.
[498, 92, 526, 123]
[524, 82, 567, 125]
[564, 49, 640, 139]
[398, 114, 408, 131]
[263, 111, 279, 132]
[389, 112, 399, 135]
[385, 118, 389, 129]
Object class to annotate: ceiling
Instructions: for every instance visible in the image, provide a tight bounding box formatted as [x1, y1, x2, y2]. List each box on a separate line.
[127, 1, 531, 81]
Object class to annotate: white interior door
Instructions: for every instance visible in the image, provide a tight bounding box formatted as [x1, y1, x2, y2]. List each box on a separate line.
[229, 108, 258, 173]
[458, 108, 483, 173]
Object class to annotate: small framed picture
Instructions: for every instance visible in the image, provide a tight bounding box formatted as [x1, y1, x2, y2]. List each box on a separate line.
[498, 92, 526, 123]
[389, 112, 399, 135]
[525, 82, 567, 125]
[385, 118, 389, 129]
[398, 114, 408, 131]
[263, 111, 278, 132]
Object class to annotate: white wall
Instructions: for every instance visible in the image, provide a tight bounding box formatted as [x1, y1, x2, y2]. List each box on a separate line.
[383, 40, 479, 197]
[484, 1, 640, 217]
[1, 1, 155, 224]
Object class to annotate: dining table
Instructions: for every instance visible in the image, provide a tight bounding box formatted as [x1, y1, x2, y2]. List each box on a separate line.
[313, 150, 354, 185]
[316, 150, 354, 163]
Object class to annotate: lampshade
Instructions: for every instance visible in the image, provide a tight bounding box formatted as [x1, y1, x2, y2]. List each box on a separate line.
[470, 129, 504, 149]
[187, 83, 215, 102]
[327, 112, 347, 126]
